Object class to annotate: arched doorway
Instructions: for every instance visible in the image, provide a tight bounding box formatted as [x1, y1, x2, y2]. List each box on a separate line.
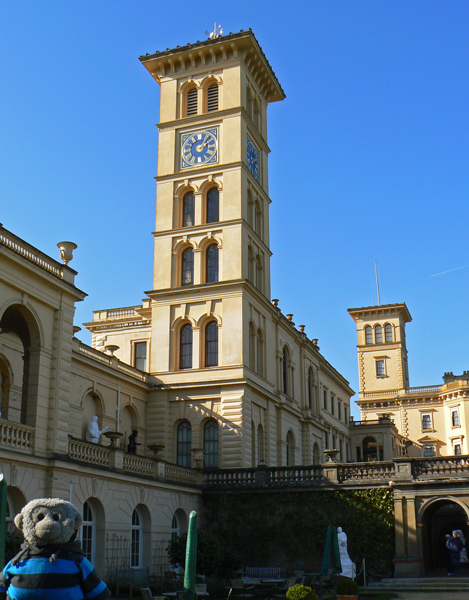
[420, 499, 469, 575]
[362, 436, 383, 461]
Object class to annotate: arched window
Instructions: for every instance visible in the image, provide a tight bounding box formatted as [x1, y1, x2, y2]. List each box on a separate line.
[256, 329, 264, 377]
[206, 188, 219, 223]
[131, 508, 143, 568]
[286, 431, 295, 466]
[385, 323, 392, 343]
[82, 501, 96, 564]
[180, 324, 193, 369]
[247, 190, 254, 229]
[206, 83, 218, 112]
[186, 87, 197, 116]
[282, 346, 289, 395]
[255, 200, 262, 237]
[171, 513, 180, 543]
[307, 368, 314, 409]
[177, 421, 191, 466]
[251, 421, 256, 467]
[205, 321, 218, 367]
[182, 192, 195, 227]
[256, 254, 263, 293]
[204, 420, 218, 468]
[257, 424, 264, 463]
[312, 443, 320, 465]
[249, 322, 256, 371]
[181, 248, 194, 286]
[375, 324, 383, 343]
[248, 246, 256, 284]
[206, 244, 219, 283]
[246, 86, 253, 120]
[365, 326, 373, 345]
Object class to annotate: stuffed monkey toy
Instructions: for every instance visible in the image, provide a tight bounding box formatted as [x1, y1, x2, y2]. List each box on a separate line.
[0, 498, 110, 600]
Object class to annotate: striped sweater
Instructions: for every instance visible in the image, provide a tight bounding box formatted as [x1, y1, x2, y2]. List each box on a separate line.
[0, 541, 110, 600]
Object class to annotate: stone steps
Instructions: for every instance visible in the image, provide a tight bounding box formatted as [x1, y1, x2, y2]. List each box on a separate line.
[367, 577, 469, 591]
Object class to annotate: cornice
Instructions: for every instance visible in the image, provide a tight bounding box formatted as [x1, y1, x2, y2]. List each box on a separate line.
[140, 30, 285, 104]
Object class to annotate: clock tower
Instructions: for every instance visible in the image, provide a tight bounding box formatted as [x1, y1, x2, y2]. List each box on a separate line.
[139, 31, 286, 468]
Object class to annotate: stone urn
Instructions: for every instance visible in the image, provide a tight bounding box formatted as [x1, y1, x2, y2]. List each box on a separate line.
[191, 447, 204, 469]
[104, 431, 124, 448]
[323, 448, 339, 463]
[148, 443, 165, 458]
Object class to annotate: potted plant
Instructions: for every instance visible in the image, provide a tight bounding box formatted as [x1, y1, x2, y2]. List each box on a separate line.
[335, 576, 359, 600]
[286, 584, 317, 600]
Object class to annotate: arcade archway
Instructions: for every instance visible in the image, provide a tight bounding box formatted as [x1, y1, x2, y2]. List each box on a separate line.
[420, 498, 469, 574]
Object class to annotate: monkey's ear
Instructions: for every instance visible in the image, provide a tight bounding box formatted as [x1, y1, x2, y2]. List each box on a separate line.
[73, 511, 83, 530]
[14, 513, 23, 532]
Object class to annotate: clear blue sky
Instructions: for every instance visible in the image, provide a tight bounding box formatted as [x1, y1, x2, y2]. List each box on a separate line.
[1, 1, 468, 417]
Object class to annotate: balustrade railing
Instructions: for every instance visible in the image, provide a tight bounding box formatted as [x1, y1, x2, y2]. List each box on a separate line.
[68, 438, 111, 467]
[123, 454, 154, 477]
[338, 462, 395, 483]
[0, 420, 34, 451]
[204, 468, 257, 487]
[0, 226, 63, 279]
[412, 455, 469, 478]
[76, 342, 148, 383]
[165, 464, 199, 485]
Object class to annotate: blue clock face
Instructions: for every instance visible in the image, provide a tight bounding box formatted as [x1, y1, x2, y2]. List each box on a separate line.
[181, 128, 218, 169]
[247, 136, 259, 181]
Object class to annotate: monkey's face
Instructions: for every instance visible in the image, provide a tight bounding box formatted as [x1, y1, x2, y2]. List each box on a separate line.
[30, 505, 69, 544]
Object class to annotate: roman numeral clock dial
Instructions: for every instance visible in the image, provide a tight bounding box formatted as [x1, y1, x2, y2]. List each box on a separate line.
[181, 127, 218, 169]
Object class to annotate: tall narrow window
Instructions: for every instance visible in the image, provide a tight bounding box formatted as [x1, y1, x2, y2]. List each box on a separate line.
[205, 321, 218, 367]
[331, 395, 335, 416]
[204, 420, 219, 468]
[171, 514, 180, 543]
[385, 324, 393, 343]
[422, 414, 432, 430]
[186, 87, 197, 116]
[365, 326, 373, 345]
[257, 424, 264, 463]
[181, 248, 194, 286]
[182, 192, 195, 227]
[323, 389, 328, 410]
[452, 409, 460, 427]
[376, 359, 385, 377]
[180, 324, 193, 369]
[286, 431, 295, 466]
[206, 188, 219, 223]
[130, 509, 142, 568]
[134, 342, 147, 371]
[177, 421, 191, 466]
[375, 324, 383, 343]
[206, 244, 219, 283]
[249, 323, 256, 371]
[282, 346, 289, 395]
[257, 329, 264, 377]
[82, 501, 95, 564]
[344, 406, 348, 423]
[206, 84, 218, 112]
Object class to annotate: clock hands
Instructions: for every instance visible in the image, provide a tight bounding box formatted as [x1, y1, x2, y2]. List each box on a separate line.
[195, 136, 211, 153]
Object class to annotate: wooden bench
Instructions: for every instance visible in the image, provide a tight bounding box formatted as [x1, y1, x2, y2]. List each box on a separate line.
[245, 567, 281, 579]
[116, 568, 150, 599]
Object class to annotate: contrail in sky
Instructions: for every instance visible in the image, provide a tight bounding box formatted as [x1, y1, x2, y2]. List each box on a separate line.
[430, 265, 469, 277]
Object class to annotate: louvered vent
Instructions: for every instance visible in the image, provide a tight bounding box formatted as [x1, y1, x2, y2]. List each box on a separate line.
[207, 84, 218, 112]
[186, 88, 197, 116]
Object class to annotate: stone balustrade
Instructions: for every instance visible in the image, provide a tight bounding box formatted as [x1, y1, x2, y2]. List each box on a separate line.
[0, 420, 34, 452]
[123, 454, 154, 477]
[69, 438, 111, 467]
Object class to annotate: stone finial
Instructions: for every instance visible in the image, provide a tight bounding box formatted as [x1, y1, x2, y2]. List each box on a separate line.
[272, 299, 279, 307]
[57, 241, 77, 265]
[286, 314, 293, 322]
[299, 325, 305, 333]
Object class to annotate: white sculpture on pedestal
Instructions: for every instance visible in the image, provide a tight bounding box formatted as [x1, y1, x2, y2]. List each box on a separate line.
[85, 416, 109, 443]
[337, 526, 356, 579]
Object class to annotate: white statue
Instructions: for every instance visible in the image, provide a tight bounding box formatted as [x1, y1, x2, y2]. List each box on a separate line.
[86, 416, 108, 443]
[337, 527, 356, 579]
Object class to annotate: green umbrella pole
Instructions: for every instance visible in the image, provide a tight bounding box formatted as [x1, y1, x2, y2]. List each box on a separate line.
[183, 510, 197, 600]
[0, 474, 7, 570]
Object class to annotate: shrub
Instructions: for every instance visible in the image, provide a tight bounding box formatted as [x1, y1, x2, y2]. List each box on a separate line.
[335, 577, 359, 595]
[286, 584, 317, 600]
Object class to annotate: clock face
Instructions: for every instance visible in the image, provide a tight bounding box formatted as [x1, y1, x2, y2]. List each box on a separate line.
[247, 135, 259, 181]
[181, 128, 218, 169]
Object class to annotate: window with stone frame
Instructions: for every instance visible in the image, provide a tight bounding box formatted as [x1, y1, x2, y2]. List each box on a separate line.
[180, 324, 193, 369]
[421, 413, 432, 430]
[177, 421, 191, 466]
[205, 321, 218, 367]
